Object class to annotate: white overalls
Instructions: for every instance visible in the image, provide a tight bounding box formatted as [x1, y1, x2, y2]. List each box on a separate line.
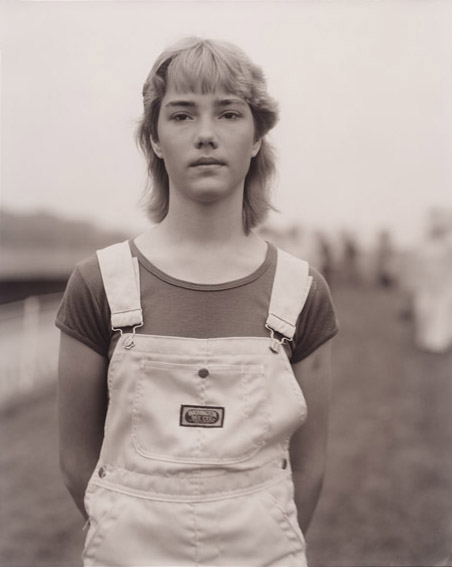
[82, 242, 313, 567]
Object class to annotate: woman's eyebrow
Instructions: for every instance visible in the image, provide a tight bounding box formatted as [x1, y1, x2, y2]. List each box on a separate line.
[164, 100, 196, 108]
[214, 98, 247, 108]
[164, 97, 247, 109]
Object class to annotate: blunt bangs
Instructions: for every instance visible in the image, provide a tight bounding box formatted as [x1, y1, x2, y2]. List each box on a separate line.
[165, 42, 253, 103]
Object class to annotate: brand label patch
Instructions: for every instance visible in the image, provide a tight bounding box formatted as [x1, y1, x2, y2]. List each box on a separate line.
[180, 405, 225, 428]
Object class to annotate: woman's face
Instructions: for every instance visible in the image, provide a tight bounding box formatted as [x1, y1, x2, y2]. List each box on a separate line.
[151, 88, 261, 206]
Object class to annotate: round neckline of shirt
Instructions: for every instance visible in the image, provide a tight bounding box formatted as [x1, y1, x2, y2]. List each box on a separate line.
[129, 239, 275, 291]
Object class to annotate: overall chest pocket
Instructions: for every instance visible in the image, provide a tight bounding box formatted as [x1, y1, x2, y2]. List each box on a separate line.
[132, 359, 269, 464]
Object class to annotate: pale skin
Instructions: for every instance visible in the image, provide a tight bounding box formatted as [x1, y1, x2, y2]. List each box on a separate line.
[58, 88, 332, 533]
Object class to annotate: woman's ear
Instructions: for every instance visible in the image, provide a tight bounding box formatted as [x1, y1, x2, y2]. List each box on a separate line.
[150, 137, 164, 159]
[251, 138, 262, 158]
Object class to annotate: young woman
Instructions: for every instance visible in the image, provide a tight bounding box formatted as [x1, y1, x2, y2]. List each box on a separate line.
[57, 37, 338, 567]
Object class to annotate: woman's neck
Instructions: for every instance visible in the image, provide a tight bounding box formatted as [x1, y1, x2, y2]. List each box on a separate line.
[134, 184, 269, 284]
[134, 212, 267, 284]
[160, 190, 247, 246]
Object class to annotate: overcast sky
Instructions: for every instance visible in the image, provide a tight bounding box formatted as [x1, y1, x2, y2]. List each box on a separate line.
[1, 0, 451, 247]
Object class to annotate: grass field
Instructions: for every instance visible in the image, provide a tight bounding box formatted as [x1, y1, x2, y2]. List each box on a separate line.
[1, 283, 451, 567]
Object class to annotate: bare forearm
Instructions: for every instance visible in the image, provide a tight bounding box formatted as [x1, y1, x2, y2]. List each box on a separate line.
[59, 430, 104, 520]
[292, 468, 325, 534]
[60, 453, 99, 520]
[290, 343, 332, 534]
[58, 334, 109, 521]
[64, 474, 89, 520]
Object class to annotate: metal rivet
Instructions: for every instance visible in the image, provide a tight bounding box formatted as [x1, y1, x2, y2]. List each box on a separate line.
[198, 368, 209, 378]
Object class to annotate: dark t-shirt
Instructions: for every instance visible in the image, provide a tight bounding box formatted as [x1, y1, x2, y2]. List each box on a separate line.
[56, 241, 338, 363]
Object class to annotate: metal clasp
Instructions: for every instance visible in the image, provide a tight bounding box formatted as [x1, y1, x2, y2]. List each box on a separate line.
[112, 322, 143, 350]
[265, 324, 292, 354]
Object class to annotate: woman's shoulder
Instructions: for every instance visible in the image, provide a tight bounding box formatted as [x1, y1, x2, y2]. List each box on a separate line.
[73, 239, 133, 291]
[56, 249, 112, 357]
[73, 250, 102, 280]
[62, 251, 106, 305]
[271, 245, 328, 294]
[307, 265, 334, 299]
[290, 262, 339, 363]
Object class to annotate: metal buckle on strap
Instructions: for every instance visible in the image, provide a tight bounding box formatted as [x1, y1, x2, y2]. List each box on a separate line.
[265, 324, 292, 354]
[112, 322, 143, 350]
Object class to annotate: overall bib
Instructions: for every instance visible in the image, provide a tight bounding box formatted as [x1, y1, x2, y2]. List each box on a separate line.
[83, 242, 313, 567]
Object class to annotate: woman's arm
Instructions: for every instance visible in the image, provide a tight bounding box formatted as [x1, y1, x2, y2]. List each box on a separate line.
[57, 332, 109, 519]
[289, 339, 332, 534]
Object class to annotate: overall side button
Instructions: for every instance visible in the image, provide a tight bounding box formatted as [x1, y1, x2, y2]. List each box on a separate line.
[198, 368, 209, 378]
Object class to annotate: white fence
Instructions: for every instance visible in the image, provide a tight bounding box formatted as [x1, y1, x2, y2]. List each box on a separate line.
[0, 293, 63, 408]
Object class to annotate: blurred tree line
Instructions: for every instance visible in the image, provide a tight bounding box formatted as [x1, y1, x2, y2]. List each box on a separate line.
[1, 210, 127, 250]
[0, 209, 129, 302]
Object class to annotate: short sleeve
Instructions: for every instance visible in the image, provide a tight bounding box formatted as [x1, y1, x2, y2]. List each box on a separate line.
[55, 254, 112, 357]
[290, 268, 339, 363]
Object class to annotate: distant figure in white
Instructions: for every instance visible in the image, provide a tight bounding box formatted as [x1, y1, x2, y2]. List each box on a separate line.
[409, 209, 452, 353]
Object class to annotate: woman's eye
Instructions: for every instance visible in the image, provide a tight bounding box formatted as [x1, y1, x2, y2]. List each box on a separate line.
[222, 112, 240, 120]
[173, 113, 191, 121]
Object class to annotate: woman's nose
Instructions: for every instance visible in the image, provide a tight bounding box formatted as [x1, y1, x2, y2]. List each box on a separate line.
[194, 118, 218, 149]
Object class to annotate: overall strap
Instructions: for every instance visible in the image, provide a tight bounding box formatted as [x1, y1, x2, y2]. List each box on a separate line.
[266, 248, 313, 344]
[96, 241, 143, 329]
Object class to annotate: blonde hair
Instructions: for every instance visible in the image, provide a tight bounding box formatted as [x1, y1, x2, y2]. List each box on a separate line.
[136, 37, 279, 233]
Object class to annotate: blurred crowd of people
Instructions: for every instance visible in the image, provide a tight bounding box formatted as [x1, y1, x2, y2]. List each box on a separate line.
[400, 209, 452, 354]
[259, 207, 452, 354]
[257, 222, 386, 289]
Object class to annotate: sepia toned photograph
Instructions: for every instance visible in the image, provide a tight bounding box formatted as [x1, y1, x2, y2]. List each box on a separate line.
[1, 1, 452, 565]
